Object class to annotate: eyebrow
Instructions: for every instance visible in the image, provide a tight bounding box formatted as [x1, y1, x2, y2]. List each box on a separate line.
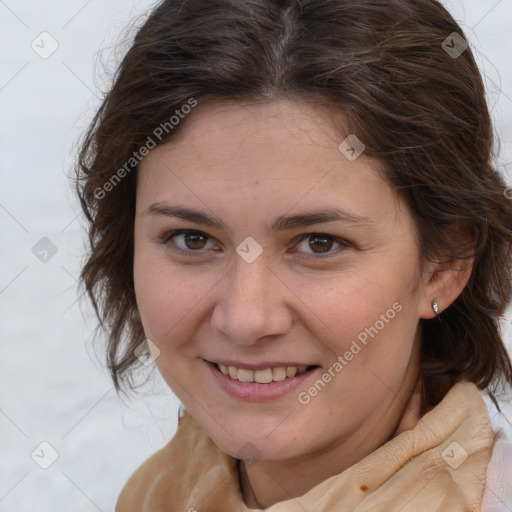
[143, 203, 375, 232]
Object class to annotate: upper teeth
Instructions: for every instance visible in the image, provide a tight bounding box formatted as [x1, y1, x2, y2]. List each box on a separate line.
[217, 364, 309, 383]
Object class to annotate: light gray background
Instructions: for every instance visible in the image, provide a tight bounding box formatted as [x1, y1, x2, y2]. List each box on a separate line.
[1, 1, 511, 510]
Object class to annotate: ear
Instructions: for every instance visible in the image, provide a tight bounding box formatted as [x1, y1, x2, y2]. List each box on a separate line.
[418, 222, 476, 319]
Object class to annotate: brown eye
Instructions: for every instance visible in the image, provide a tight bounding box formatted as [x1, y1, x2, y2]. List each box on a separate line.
[308, 235, 334, 253]
[294, 233, 347, 257]
[163, 230, 214, 252]
[182, 232, 208, 250]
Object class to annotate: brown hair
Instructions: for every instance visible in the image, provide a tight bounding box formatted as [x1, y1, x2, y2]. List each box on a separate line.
[75, 0, 512, 406]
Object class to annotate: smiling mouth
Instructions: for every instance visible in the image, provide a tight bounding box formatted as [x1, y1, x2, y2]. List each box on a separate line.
[214, 363, 316, 384]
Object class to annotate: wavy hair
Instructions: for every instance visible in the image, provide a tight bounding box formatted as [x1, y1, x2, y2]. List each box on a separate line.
[75, 0, 512, 406]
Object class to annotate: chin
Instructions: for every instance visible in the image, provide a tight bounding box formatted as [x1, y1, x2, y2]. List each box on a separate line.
[208, 417, 307, 462]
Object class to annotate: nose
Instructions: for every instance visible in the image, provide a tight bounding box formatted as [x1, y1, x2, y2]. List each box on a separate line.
[210, 255, 293, 345]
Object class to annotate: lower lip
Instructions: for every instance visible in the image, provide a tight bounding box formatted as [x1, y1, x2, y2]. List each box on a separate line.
[206, 361, 321, 402]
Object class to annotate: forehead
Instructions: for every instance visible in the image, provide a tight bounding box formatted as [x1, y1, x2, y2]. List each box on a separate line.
[164, 98, 343, 147]
[136, 99, 404, 229]
[140, 99, 374, 181]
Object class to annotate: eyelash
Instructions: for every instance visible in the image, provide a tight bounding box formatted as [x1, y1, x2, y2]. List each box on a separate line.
[159, 229, 349, 259]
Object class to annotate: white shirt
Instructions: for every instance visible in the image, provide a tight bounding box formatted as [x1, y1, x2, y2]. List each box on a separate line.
[481, 387, 512, 511]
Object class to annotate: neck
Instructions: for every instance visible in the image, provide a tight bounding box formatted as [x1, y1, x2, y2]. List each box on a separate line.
[240, 372, 423, 509]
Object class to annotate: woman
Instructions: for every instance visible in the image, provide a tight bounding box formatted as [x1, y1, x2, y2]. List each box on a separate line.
[75, 0, 512, 510]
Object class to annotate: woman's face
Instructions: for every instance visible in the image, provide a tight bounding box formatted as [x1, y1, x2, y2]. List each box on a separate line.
[134, 99, 434, 464]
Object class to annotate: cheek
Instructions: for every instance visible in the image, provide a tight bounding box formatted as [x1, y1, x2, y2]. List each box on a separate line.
[133, 249, 212, 346]
[293, 262, 419, 365]
[293, 276, 419, 421]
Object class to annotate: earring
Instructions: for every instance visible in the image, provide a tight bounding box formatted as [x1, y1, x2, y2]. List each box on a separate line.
[432, 298, 439, 316]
